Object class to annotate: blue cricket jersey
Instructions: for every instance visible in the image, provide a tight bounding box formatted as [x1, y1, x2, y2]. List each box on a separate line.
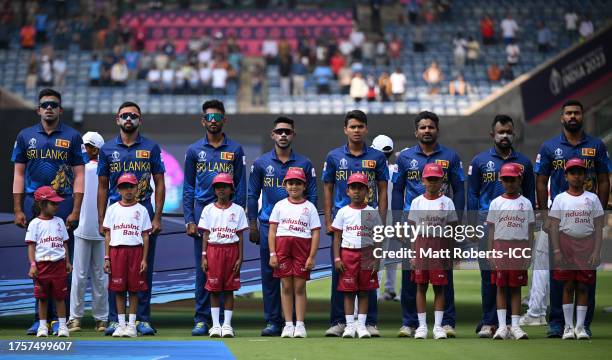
[183, 134, 247, 224]
[97, 135, 166, 205]
[392, 143, 465, 211]
[12, 122, 85, 195]
[467, 147, 535, 212]
[534, 132, 612, 202]
[248, 150, 318, 224]
[322, 144, 389, 213]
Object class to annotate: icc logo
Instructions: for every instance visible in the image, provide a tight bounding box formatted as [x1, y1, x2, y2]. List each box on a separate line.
[229, 213, 236, 222]
[549, 68, 563, 96]
[265, 165, 275, 177]
[302, 207, 309, 215]
[57, 222, 62, 233]
[486, 161, 495, 172]
[439, 202, 445, 210]
[198, 151, 206, 162]
[554, 148, 563, 159]
[111, 151, 121, 162]
[409, 159, 419, 170]
[339, 158, 348, 170]
[519, 203, 524, 210]
[28, 138, 37, 149]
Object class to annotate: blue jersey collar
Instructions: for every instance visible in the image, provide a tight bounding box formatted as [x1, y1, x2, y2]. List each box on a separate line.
[203, 133, 229, 147]
[342, 143, 368, 156]
[114, 134, 143, 146]
[271, 149, 296, 162]
[36, 122, 65, 134]
[416, 143, 441, 155]
[560, 131, 587, 146]
[488, 147, 517, 160]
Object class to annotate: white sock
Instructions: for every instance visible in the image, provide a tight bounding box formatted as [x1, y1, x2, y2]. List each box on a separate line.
[434, 311, 443, 327]
[211, 307, 220, 328]
[128, 314, 136, 326]
[118, 314, 126, 327]
[58, 318, 66, 327]
[357, 314, 367, 328]
[562, 304, 574, 328]
[576, 306, 587, 328]
[223, 310, 233, 327]
[345, 315, 355, 325]
[417, 312, 426, 328]
[286, 321, 293, 327]
[497, 309, 507, 328]
[296, 321, 305, 327]
[511, 315, 520, 328]
[39, 319, 48, 328]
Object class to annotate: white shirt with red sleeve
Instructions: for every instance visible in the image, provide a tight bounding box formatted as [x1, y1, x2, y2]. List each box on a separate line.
[25, 216, 69, 262]
[103, 202, 152, 246]
[331, 204, 381, 248]
[549, 191, 604, 238]
[407, 194, 458, 226]
[269, 198, 320, 239]
[486, 194, 535, 241]
[198, 202, 248, 244]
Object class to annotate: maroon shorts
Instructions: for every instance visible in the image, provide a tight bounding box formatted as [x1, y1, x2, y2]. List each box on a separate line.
[491, 270, 528, 287]
[413, 237, 451, 270]
[411, 269, 448, 285]
[492, 240, 531, 270]
[274, 236, 312, 280]
[337, 247, 379, 292]
[109, 246, 147, 292]
[34, 260, 68, 300]
[205, 243, 240, 292]
[559, 233, 595, 269]
[553, 270, 596, 285]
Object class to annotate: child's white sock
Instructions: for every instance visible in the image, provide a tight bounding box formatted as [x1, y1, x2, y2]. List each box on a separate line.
[223, 310, 233, 327]
[417, 312, 426, 328]
[562, 303, 574, 328]
[211, 307, 220, 328]
[39, 319, 48, 328]
[296, 321, 305, 328]
[345, 314, 355, 325]
[286, 321, 293, 327]
[434, 311, 443, 328]
[511, 315, 520, 328]
[357, 314, 367, 328]
[118, 314, 126, 327]
[497, 309, 507, 328]
[576, 306, 587, 329]
[128, 314, 136, 326]
[58, 318, 66, 327]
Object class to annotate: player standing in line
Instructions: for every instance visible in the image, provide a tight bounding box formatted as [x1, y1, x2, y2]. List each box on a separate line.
[332, 173, 382, 339]
[198, 173, 247, 338]
[103, 173, 151, 338]
[485, 163, 534, 340]
[268, 168, 321, 338]
[548, 159, 604, 340]
[26, 186, 72, 337]
[408, 163, 458, 340]
[183, 99, 247, 336]
[68, 132, 108, 333]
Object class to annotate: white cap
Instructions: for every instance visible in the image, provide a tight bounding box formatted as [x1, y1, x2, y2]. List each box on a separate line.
[82, 131, 105, 149]
[371, 135, 394, 154]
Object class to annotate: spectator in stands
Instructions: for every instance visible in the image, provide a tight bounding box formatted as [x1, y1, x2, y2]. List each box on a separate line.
[480, 14, 495, 45]
[537, 21, 552, 53]
[187, 63, 200, 94]
[349, 72, 368, 102]
[448, 74, 470, 96]
[135, 25, 146, 51]
[579, 15, 594, 41]
[38, 55, 53, 86]
[250, 63, 264, 106]
[501, 63, 514, 83]
[330, 51, 346, 79]
[366, 75, 377, 102]
[0, 17, 9, 49]
[453, 32, 467, 70]
[506, 39, 520, 65]
[362, 36, 375, 65]
[111, 58, 129, 87]
[292, 56, 308, 96]
[313, 61, 333, 94]
[404, 0, 420, 24]
[390, 67, 407, 101]
[26, 55, 38, 90]
[349, 25, 365, 60]
[35, 11, 48, 44]
[377, 72, 392, 102]
[500, 13, 519, 45]
[147, 67, 161, 94]
[389, 35, 402, 68]
[89, 54, 101, 86]
[138, 53, 153, 79]
[74, 16, 93, 51]
[423, 61, 443, 95]
[375, 38, 389, 66]
[20, 22, 36, 49]
[338, 37, 354, 62]
[412, 20, 425, 52]
[101, 54, 114, 86]
[350, 59, 364, 75]
[54, 20, 69, 51]
[211, 61, 228, 95]
[487, 63, 501, 82]
[161, 39, 176, 57]
[338, 66, 353, 95]
[466, 36, 480, 65]
[53, 55, 67, 89]
[564, 10, 578, 39]
[199, 62, 212, 93]
[161, 64, 175, 93]
[262, 36, 278, 65]
[198, 43, 213, 66]
[279, 53, 292, 96]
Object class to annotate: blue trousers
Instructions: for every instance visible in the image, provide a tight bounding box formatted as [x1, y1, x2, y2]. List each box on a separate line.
[191, 202, 212, 324]
[259, 223, 283, 326]
[400, 269, 456, 327]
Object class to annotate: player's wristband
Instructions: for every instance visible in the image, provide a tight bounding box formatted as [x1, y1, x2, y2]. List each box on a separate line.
[270, 252, 276, 257]
[334, 257, 341, 262]
[30, 261, 36, 267]
[202, 251, 207, 255]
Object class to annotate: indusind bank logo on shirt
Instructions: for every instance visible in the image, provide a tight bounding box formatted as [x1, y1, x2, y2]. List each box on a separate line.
[113, 223, 141, 236]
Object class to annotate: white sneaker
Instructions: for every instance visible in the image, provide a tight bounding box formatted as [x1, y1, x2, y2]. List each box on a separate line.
[510, 326, 528, 339]
[574, 326, 590, 340]
[442, 325, 456, 338]
[281, 324, 295, 338]
[357, 326, 371, 338]
[36, 326, 48, 337]
[414, 326, 428, 339]
[433, 326, 447, 339]
[124, 324, 138, 338]
[342, 323, 356, 338]
[366, 325, 380, 337]
[325, 323, 346, 337]
[519, 314, 547, 326]
[221, 325, 235, 338]
[398, 326, 415, 337]
[112, 325, 126, 337]
[209, 326, 222, 338]
[293, 324, 307, 338]
[562, 325, 575, 340]
[57, 325, 69, 337]
[493, 326, 509, 340]
[477, 325, 493, 338]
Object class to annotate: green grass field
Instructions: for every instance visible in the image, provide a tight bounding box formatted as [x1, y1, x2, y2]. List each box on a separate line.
[2, 270, 612, 359]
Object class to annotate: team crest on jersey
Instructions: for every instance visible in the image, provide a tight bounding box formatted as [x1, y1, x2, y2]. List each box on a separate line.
[57, 222, 62, 233]
[229, 213, 236, 223]
[111, 151, 121, 162]
[339, 158, 348, 170]
[133, 211, 140, 221]
[136, 150, 150, 159]
[554, 148, 563, 159]
[28, 138, 37, 149]
[409, 159, 419, 170]
[55, 139, 70, 149]
[220, 152, 234, 161]
[582, 148, 596, 157]
[362, 160, 376, 169]
[439, 202, 445, 210]
[585, 197, 592, 207]
[198, 151, 207, 162]
[436, 159, 449, 168]
[265, 165, 275, 177]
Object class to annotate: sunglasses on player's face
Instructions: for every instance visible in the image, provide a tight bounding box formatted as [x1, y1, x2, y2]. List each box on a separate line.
[39, 101, 60, 109]
[118, 112, 140, 120]
[202, 113, 224, 122]
[272, 128, 294, 136]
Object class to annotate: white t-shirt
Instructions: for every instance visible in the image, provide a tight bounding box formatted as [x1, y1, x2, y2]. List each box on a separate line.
[147, 69, 161, 83]
[198, 202, 248, 244]
[408, 194, 458, 227]
[390, 72, 407, 94]
[25, 216, 69, 262]
[486, 194, 535, 241]
[549, 191, 604, 238]
[501, 18, 518, 38]
[212, 67, 227, 88]
[74, 160, 104, 240]
[161, 69, 174, 85]
[269, 198, 320, 239]
[103, 202, 152, 246]
[332, 204, 382, 248]
[506, 44, 520, 64]
[579, 20, 594, 38]
[565, 12, 578, 30]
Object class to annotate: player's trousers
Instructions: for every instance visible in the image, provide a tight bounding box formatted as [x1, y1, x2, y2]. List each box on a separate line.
[259, 223, 283, 326]
[377, 238, 400, 296]
[25, 194, 74, 322]
[192, 201, 212, 325]
[525, 231, 549, 318]
[107, 202, 157, 323]
[70, 236, 108, 321]
[400, 269, 456, 327]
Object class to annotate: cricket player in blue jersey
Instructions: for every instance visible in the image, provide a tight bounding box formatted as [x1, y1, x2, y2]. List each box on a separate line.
[248, 116, 317, 336]
[534, 100, 611, 338]
[97, 102, 166, 336]
[183, 99, 247, 336]
[392, 111, 464, 338]
[322, 110, 388, 337]
[12, 88, 85, 335]
[467, 115, 535, 337]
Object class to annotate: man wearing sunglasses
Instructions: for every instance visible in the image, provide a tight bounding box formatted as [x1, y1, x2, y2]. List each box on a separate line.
[248, 116, 318, 336]
[97, 101, 166, 336]
[183, 99, 247, 336]
[12, 88, 85, 335]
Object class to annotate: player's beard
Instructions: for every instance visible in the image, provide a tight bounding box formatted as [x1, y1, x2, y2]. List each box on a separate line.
[494, 134, 513, 149]
[206, 123, 223, 134]
[275, 138, 291, 149]
[418, 134, 436, 145]
[120, 123, 139, 134]
[562, 119, 582, 133]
